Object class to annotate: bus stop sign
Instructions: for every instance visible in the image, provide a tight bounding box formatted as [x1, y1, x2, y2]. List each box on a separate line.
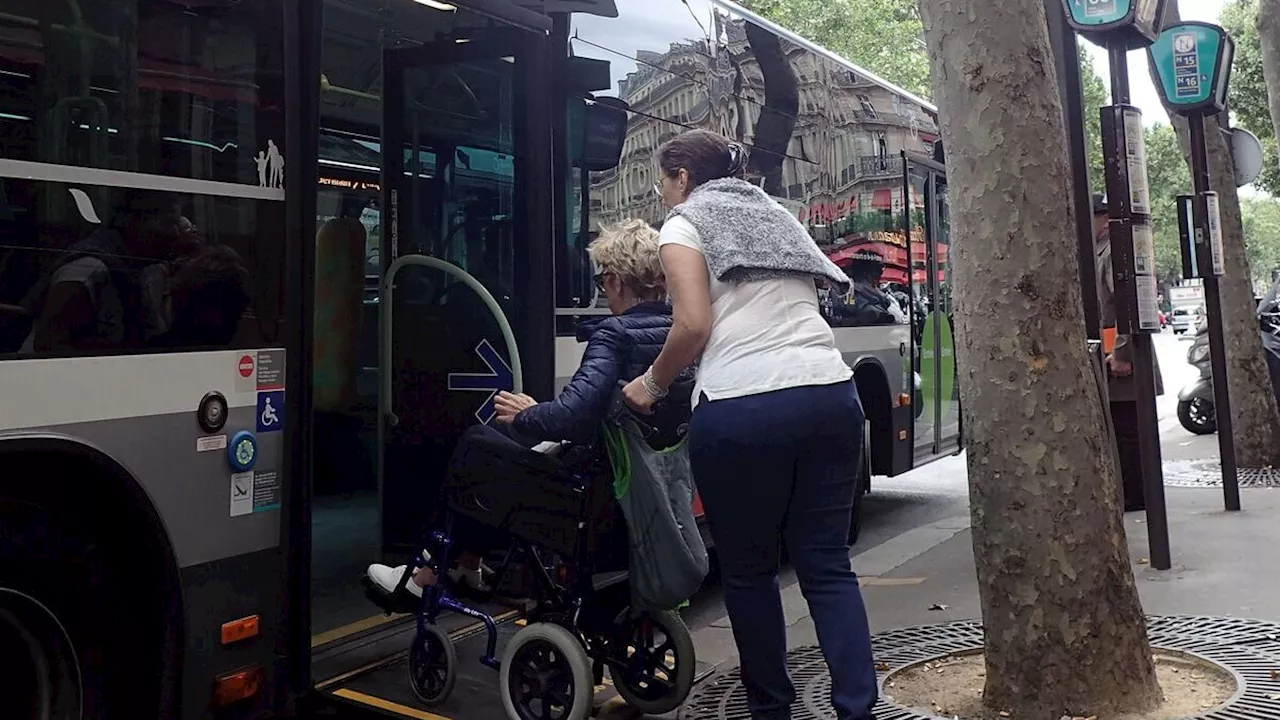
[1062, 0, 1167, 47]
[1149, 22, 1234, 114]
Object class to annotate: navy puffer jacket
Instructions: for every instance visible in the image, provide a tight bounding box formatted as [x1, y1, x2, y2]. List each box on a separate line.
[513, 301, 673, 443]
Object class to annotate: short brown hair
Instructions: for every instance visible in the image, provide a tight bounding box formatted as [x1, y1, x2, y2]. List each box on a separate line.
[658, 129, 747, 190]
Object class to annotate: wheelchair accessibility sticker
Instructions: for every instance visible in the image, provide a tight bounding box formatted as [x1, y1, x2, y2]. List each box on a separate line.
[257, 391, 285, 433]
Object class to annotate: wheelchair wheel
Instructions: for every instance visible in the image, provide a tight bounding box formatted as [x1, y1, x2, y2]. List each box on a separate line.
[499, 622, 593, 720]
[609, 609, 696, 714]
[407, 624, 457, 706]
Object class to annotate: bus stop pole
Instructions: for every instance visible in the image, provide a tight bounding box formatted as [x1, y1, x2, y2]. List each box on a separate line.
[1047, 3, 1131, 533]
[1188, 116, 1241, 511]
[1046, 2, 1103, 340]
[1105, 47, 1172, 570]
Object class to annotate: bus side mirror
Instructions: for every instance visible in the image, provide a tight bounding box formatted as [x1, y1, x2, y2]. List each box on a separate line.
[573, 96, 629, 173]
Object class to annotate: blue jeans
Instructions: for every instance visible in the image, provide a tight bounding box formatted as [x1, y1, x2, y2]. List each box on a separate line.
[690, 380, 877, 720]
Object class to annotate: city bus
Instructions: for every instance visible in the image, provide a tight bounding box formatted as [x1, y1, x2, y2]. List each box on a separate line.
[0, 0, 959, 718]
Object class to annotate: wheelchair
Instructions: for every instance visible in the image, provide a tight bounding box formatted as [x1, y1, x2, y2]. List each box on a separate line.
[364, 418, 698, 720]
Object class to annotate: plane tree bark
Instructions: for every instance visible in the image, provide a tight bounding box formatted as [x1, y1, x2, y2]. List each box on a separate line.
[915, 0, 1163, 716]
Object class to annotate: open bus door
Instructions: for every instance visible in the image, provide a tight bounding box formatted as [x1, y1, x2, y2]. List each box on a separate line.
[378, 27, 556, 562]
[904, 150, 962, 462]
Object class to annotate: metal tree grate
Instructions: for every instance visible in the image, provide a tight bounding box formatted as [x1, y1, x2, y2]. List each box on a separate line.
[678, 616, 1280, 720]
[1163, 459, 1280, 488]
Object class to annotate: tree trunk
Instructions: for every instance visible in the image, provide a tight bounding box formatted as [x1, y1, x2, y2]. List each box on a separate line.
[916, 0, 1162, 717]
[1159, 1, 1280, 468]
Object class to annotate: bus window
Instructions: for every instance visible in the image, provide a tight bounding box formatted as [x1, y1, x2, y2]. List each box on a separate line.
[0, 0, 286, 358]
[0, 0, 284, 186]
[932, 174, 960, 449]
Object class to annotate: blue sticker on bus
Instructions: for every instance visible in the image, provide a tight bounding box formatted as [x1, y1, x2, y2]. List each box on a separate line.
[228, 431, 258, 473]
[257, 391, 285, 433]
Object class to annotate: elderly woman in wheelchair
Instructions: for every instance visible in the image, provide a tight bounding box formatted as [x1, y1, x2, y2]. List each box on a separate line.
[363, 219, 701, 720]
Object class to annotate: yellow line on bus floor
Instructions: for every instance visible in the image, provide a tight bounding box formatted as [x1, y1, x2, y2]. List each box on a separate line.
[314, 609, 523, 691]
[332, 688, 452, 719]
[312, 613, 409, 648]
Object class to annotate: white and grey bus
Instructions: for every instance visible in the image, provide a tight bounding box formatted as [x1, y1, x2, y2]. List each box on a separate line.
[0, 0, 959, 718]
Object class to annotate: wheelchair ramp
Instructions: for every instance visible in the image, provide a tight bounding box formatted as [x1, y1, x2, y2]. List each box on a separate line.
[323, 614, 717, 719]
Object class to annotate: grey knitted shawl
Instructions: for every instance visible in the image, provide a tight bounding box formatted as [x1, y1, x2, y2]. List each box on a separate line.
[666, 178, 851, 294]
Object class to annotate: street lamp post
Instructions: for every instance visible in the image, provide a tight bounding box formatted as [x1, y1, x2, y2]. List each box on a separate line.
[1149, 22, 1241, 511]
[1063, 0, 1172, 571]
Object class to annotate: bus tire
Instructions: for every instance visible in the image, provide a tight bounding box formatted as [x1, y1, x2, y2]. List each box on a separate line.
[848, 427, 870, 547]
[0, 499, 116, 720]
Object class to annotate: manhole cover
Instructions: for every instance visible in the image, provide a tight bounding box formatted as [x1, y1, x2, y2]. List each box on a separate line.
[1163, 460, 1280, 488]
[679, 616, 1280, 720]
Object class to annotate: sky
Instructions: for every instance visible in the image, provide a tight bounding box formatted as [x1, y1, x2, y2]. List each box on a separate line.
[1081, 0, 1230, 128]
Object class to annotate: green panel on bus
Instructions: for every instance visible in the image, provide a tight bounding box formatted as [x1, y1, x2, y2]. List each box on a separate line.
[920, 311, 956, 424]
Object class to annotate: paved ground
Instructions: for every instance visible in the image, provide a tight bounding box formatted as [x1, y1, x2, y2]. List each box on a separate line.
[328, 328, 1248, 719]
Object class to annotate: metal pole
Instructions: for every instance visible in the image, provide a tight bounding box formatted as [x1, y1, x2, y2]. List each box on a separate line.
[1046, 3, 1103, 339]
[1107, 46, 1172, 570]
[1189, 117, 1241, 510]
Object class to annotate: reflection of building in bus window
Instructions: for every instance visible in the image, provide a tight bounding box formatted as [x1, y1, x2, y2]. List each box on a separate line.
[20, 192, 195, 354]
[152, 245, 251, 349]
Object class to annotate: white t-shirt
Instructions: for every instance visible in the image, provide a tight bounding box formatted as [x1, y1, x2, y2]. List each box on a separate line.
[658, 215, 852, 406]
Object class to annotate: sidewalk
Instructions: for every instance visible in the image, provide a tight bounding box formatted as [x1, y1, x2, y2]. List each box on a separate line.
[849, 486, 1280, 635]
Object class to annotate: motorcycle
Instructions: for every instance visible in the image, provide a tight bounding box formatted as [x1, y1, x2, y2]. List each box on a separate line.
[1176, 287, 1280, 435]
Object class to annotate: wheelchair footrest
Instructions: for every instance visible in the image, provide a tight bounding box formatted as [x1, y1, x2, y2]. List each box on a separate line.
[361, 574, 420, 616]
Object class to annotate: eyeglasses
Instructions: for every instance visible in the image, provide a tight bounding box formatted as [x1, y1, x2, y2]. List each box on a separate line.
[653, 182, 662, 198]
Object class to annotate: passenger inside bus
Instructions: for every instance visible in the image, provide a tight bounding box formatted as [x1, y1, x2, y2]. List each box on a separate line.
[151, 245, 252, 348]
[366, 218, 691, 598]
[17, 192, 201, 354]
[828, 250, 902, 327]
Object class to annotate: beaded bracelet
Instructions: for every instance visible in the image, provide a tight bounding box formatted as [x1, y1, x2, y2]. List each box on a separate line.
[642, 367, 669, 400]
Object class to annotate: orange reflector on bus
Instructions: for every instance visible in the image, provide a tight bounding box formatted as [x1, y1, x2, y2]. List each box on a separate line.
[897, 393, 911, 407]
[221, 615, 260, 645]
[212, 666, 264, 707]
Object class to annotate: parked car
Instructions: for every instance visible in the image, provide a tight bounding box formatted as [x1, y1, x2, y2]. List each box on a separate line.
[1170, 306, 1203, 334]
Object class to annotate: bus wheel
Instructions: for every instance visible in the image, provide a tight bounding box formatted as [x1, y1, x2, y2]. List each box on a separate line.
[0, 499, 123, 720]
[0, 588, 81, 720]
[848, 428, 870, 547]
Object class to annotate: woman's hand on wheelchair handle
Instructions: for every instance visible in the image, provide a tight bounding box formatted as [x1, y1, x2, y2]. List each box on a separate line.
[621, 376, 656, 415]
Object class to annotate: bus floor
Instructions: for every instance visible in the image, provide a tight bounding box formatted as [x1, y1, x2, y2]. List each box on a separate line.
[320, 614, 654, 720]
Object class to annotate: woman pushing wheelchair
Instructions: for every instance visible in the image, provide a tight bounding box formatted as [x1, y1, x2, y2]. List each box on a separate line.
[366, 217, 689, 600]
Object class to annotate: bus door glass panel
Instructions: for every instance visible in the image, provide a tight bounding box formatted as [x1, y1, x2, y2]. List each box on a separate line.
[916, 168, 956, 456]
[380, 33, 529, 557]
[931, 173, 960, 451]
[907, 166, 935, 457]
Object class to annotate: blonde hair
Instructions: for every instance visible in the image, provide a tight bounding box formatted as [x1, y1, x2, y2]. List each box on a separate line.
[588, 219, 666, 301]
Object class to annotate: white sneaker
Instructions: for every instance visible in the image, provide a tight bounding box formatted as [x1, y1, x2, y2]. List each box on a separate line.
[367, 563, 421, 598]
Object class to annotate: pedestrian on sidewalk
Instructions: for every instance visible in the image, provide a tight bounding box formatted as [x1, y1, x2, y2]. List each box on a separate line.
[622, 129, 878, 720]
[1093, 193, 1163, 511]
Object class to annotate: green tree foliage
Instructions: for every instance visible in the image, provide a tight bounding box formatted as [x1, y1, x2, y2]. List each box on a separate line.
[1078, 45, 1111, 192]
[1144, 123, 1193, 283]
[1221, 0, 1280, 196]
[1242, 197, 1280, 283]
[737, 0, 932, 98]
